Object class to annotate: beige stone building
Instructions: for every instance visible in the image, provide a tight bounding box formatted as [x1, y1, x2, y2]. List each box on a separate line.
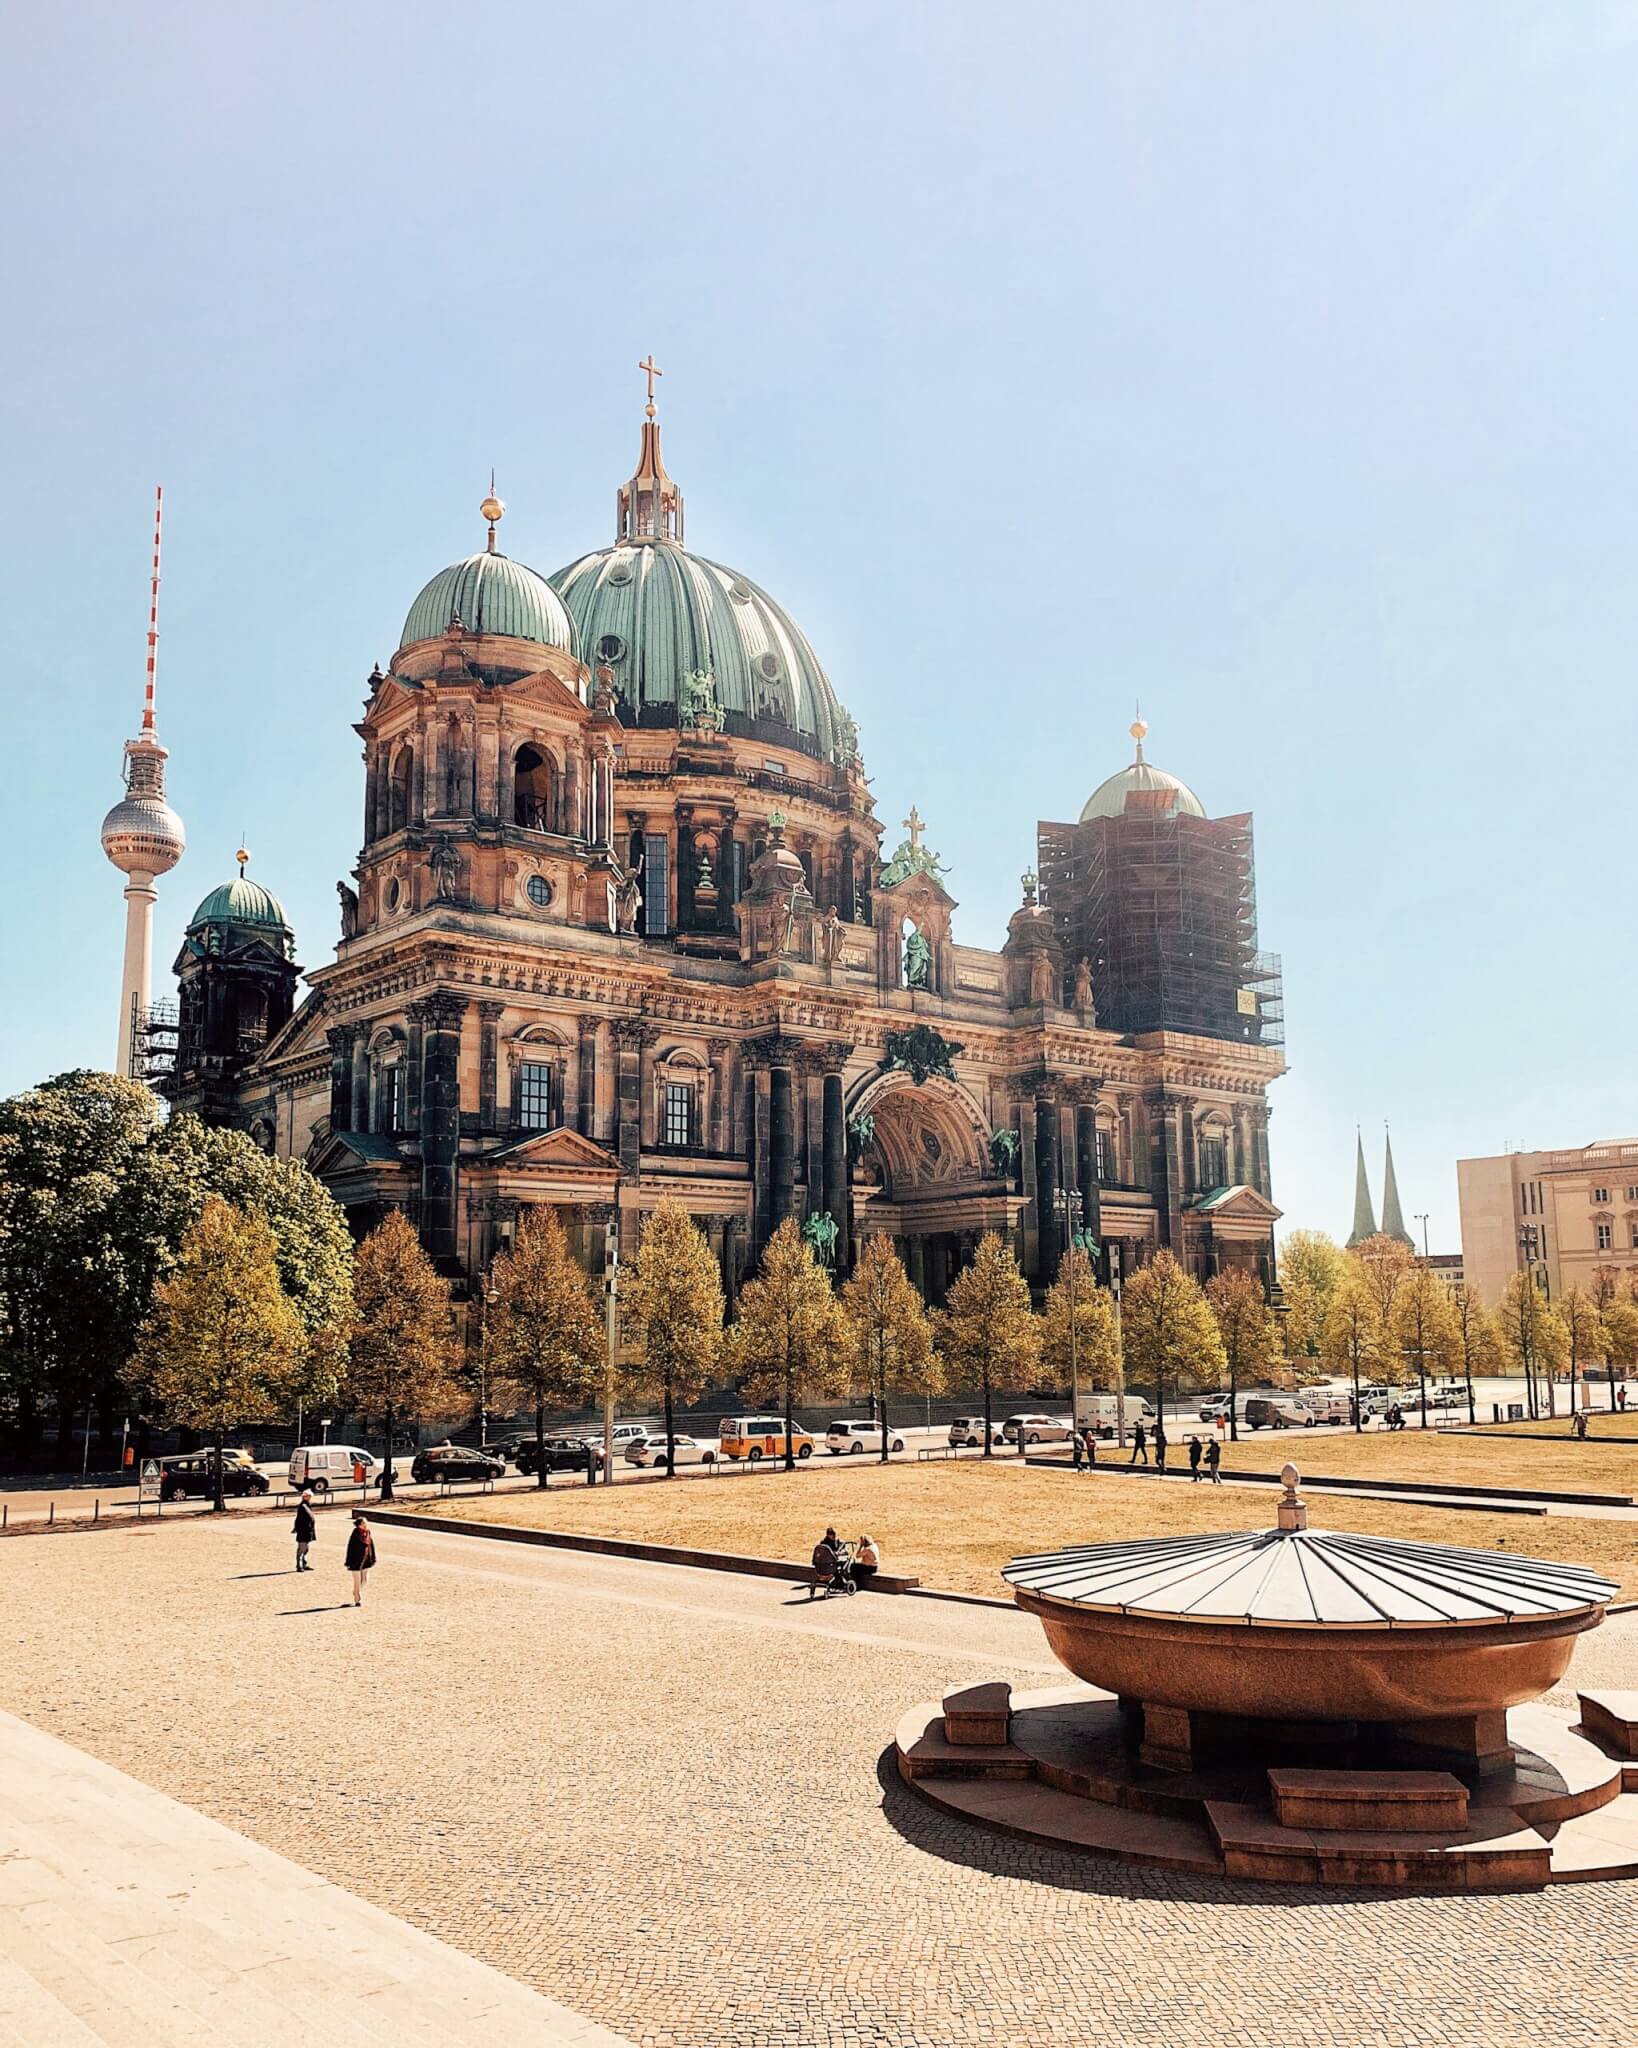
[151, 391, 1285, 1309]
[1458, 1141, 1638, 1306]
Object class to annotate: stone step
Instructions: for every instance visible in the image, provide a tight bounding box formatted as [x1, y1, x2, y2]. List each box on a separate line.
[915, 1770, 1223, 1875]
[896, 1703, 1031, 1781]
[1546, 1792, 1638, 1883]
[1268, 1768, 1468, 1833]
[942, 1680, 1012, 1746]
[1205, 1801, 1551, 1890]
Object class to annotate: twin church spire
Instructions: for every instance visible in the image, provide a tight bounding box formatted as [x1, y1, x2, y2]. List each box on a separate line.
[1347, 1125, 1412, 1248]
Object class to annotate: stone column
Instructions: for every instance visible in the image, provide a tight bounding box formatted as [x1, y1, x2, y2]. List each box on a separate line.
[349, 1033, 371, 1134]
[415, 994, 467, 1266]
[821, 1055, 849, 1271]
[1151, 1092, 1185, 1252]
[1075, 1091, 1102, 1245]
[405, 1009, 425, 1134]
[477, 1001, 504, 1134]
[1034, 1078, 1061, 1284]
[577, 1018, 598, 1137]
[799, 1050, 825, 1227]
[327, 1026, 356, 1134]
[769, 1059, 796, 1232]
[614, 1020, 649, 1182]
[708, 1039, 732, 1154]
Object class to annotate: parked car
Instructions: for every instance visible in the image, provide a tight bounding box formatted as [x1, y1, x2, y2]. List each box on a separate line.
[948, 1416, 1005, 1448]
[489, 1435, 533, 1466]
[410, 1444, 505, 1484]
[1243, 1396, 1306, 1431]
[1002, 1413, 1074, 1445]
[717, 1415, 816, 1462]
[515, 1436, 601, 1476]
[158, 1453, 270, 1502]
[632, 1434, 718, 1468]
[826, 1419, 906, 1455]
[288, 1445, 376, 1493]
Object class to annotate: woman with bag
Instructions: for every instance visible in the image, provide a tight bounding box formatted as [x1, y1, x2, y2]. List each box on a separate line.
[344, 1511, 377, 1606]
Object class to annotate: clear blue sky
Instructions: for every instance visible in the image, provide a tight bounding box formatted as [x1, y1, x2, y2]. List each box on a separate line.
[5, 1, 1635, 1252]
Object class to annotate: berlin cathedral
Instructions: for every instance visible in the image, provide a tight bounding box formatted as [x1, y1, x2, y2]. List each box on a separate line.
[152, 376, 1285, 1308]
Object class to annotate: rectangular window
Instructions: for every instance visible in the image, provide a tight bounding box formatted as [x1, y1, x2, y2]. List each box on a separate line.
[1627, 1186, 1638, 1204]
[1198, 1137, 1227, 1190]
[1593, 1187, 1611, 1205]
[1095, 1127, 1113, 1183]
[1597, 1223, 1613, 1251]
[518, 1061, 555, 1130]
[380, 1063, 404, 1132]
[1630, 1225, 1638, 1251]
[664, 1083, 695, 1149]
[643, 832, 670, 937]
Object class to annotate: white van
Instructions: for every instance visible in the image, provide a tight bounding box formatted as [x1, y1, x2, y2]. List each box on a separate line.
[1296, 1389, 1352, 1425]
[288, 1445, 376, 1493]
[1073, 1394, 1157, 1439]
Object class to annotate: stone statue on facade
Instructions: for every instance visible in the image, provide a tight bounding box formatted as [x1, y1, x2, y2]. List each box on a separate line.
[830, 708, 861, 767]
[988, 1126, 1020, 1178]
[679, 667, 725, 731]
[818, 904, 844, 967]
[802, 1211, 839, 1267]
[337, 880, 359, 939]
[615, 868, 643, 935]
[1030, 949, 1054, 1005]
[429, 836, 460, 902]
[904, 926, 932, 989]
[1073, 956, 1095, 1018]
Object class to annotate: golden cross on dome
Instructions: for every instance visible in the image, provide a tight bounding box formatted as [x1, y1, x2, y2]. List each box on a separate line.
[638, 354, 663, 419]
[903, 805, 924, 852]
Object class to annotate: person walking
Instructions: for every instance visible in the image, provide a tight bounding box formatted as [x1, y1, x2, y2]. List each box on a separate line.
[344, 1511, 376, 1606]
[1188, 1436, 1203, 1483]
[1154, 1420, 1168, 1474]
[1083, 1426, 1098, 1470]
[1071, 1429, 1084, 1473]
[292, 1490, 317, 1572]
[1129, 1421, 1148, 1466]
[1206, 1436, 1222, 1484]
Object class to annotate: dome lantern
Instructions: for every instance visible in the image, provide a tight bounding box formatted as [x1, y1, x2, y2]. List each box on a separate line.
[1079, 716, 1205, 823]
[615, 355, 684, 546]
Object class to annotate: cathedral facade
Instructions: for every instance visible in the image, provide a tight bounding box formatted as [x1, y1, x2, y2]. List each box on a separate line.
[161, 389, 1285, 1307]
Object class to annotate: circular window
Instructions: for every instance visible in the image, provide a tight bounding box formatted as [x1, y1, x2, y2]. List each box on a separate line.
[606, 559, 634, 587]
[596, 633, 627, 663]
[526, 874, 553, 909]
[385, 877, 402, 912]
[757, 652, 781, 680]
[729, 578, 752, 605]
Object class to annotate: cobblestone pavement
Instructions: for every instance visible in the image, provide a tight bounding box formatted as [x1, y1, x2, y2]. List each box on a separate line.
[4, 1518, 1637, 2048]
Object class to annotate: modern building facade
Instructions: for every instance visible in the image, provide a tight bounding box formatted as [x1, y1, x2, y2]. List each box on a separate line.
[1458, 1141, 1638, 1306]
[150, 388, 1285, 1307]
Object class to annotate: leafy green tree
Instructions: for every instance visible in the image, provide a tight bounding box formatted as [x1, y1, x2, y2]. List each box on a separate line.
[1350, 1233, 1416, 1338]
[1321, 1273, 1381, 1431]
[620, 1201, 723, 1476]
[1604, 1299, 1638, 1407]
[840, 1234, 940, 1462]
[1392, 1267, 1460, 1428]
[1279, 1229, 1345, 1361]
[1559, 1286, 1611, 1420]
[1206, 1267, 1280, 1441]
[1120, 1250, 1224, 1423]
[724, 1218, 847, 1470]
[0, 1070, 159, 1460]
[486, 1208, 603, 1488]
[1498, 1272, 1570, 1420]
[934, 1232, 1039, 1457]
[135, 1199, 304, 1509]
[343, 1209, 462, 1498]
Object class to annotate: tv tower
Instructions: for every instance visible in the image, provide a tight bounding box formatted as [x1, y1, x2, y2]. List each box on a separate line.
[101, 488, 186, 1077]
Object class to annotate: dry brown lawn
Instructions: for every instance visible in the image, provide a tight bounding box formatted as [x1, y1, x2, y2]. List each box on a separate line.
[409, 1457, 1638, 1602]
[1207, 1422, 1638, 1498]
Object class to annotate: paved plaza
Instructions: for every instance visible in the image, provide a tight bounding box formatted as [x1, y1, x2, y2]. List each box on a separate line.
[4, 1516, 1638, 2046]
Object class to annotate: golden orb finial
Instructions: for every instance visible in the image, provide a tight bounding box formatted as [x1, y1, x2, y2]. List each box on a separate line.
[482, 470, 505, 552]
[1130, 718, 1148, 743]
[236, 845, 251, 876]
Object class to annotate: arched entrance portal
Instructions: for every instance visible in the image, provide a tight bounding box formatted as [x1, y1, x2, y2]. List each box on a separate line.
[850, 1073, 1017, 1303]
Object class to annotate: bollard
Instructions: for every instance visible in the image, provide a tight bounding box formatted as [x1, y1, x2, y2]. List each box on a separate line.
[49, 1500, 55, 1526]
[95, 1498, 100, 1522]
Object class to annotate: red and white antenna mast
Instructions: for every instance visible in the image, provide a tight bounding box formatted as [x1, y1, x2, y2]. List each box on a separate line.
[142, 484, 163, 734]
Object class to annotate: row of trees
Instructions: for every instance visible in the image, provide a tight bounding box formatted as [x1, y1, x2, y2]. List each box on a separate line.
[1283, 1229, 1638, 1426]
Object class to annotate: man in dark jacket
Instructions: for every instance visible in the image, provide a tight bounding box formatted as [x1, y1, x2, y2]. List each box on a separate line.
[1188, 1436, 1203, 1482]
[292, 1491, 317, 1572]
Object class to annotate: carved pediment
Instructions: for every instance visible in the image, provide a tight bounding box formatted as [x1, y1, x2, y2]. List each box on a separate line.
[483, 1126, 621, 1174]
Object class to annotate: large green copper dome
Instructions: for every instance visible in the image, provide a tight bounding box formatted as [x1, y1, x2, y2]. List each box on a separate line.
[549, 542, 852, 758]
[400, 549, 574, 653]
[189, 876, 291, 932]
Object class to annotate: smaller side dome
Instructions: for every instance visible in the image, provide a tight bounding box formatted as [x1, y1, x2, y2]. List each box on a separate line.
[189, 876, 292, 934]
[400, 551, 575, 654]
[1079, 718, 1205, 823]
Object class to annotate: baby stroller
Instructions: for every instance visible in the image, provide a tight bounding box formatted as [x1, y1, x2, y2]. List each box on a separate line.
[825, 1538, 857, 1598]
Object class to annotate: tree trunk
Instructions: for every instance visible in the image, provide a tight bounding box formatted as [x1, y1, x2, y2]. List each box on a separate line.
[879, 1357, 890, 1465]
[535, 1397, 547, 1488]
[664, 1379, 676, 1480]
[1417, 1356, 1427, 1429]
[212, 1421, 226, 1513]
[1352, 1357, 1362, 1434]
[378, 1403, 395, 1499]
[1228, 1356, 1238, 1442]
[982, 1370, 993, 1457]
[783, 1366, 796, 1473]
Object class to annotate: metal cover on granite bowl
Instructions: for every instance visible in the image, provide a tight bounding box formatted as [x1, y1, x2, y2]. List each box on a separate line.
[1003, 1497, 1618, 1725]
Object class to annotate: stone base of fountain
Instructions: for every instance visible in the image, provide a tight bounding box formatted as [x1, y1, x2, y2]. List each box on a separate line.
[895, 1681, 1638, 1891]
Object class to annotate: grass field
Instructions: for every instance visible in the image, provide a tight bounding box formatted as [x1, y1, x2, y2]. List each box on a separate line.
[1205, 1424, 1638, 1498]
[410, 1457, 1638, 1602]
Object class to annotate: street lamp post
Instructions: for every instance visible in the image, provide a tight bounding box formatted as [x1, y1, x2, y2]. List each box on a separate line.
[1518, 1225, 1541, 1420]
[602, 1208, 620, 1487]
[1413, 1212, 1431, 1261]
[1055, 1187, 1084, 1434]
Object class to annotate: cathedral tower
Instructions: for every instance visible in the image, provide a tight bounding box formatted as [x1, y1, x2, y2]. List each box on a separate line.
[100, 489, 186, 1077]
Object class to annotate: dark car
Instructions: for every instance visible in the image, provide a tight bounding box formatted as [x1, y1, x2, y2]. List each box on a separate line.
[158, 1453, 271, 1502]
[411, 1444, 506, 1484]
[515, 1435, 596, 1477]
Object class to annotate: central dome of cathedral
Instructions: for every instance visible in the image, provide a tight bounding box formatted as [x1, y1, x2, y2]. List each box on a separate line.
[549, 541, 851, 758]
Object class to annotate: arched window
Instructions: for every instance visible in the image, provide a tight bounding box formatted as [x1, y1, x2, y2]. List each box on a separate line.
[514, 744, 556, 832]
[1197, 1121, 1230, 1193]
[444, 716, 464, 814]
[388, 746, 413, 833]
